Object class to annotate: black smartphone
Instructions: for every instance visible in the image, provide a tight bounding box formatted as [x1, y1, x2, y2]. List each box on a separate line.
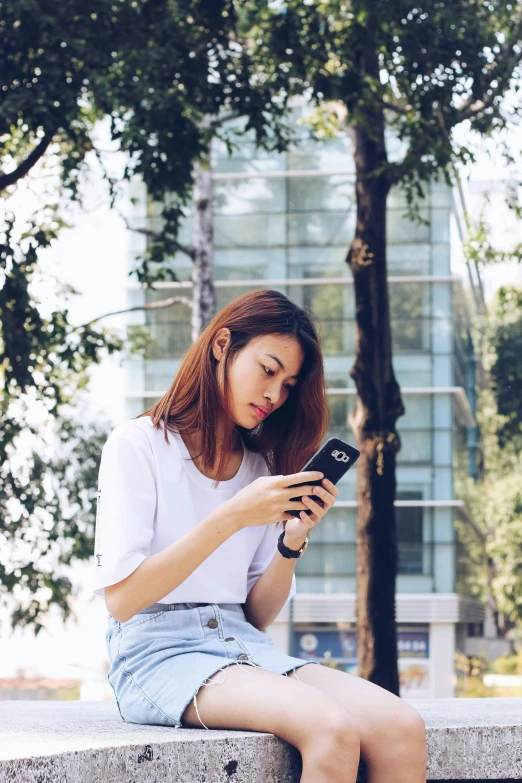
[285, 437, 360, 517]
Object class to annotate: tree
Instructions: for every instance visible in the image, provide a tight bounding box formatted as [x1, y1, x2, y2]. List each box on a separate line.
[489, 287, 522, 449]
[0, 212, 123, 631]
[1, 0, 294, 321]
[245, 0, 522, 693]
[457, 285, 522, 635]
[1, 0, 293, 628]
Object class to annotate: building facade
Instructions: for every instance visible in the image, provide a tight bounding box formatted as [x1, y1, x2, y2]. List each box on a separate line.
[123, 110, 485, 698]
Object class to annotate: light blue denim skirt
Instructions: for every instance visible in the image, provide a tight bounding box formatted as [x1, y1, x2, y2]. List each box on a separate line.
[106, 601, 320, 729]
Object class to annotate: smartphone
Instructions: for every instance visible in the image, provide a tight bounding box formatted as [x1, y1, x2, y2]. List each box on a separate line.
[285, 437, 360, 517]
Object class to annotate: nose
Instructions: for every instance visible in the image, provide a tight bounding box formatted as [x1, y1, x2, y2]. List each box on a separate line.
[265, 384, 285, 408]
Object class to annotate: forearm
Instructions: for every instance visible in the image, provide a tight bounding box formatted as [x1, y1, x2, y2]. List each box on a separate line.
[244, 529, 306, 631]
[106, 506, 241, 622]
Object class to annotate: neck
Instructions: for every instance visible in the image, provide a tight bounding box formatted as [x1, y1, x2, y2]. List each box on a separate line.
[184, 418, 242, 458]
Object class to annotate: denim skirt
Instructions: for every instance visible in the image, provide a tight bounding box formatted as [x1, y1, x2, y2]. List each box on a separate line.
[106, 601, 320, 729]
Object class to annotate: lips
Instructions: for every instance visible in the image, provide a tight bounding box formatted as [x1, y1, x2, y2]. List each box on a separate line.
[252, 404, 269, 418]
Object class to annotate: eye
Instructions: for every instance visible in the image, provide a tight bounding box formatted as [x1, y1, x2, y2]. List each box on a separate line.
[262, 365, 296, 391]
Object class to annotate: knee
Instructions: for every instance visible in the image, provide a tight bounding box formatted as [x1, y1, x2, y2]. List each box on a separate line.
[311, 706, 361, 754]
[393, 704, 426, 750]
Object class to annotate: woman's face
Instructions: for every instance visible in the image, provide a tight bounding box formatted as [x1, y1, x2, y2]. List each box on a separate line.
[213, 330, 304, 430]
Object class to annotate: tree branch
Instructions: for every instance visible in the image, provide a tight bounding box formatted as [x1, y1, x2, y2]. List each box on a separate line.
[0, 128, 58, 192]
[74, 296, 193, 330]
[457, 5, 522, 121]
[116, 208, 195, 260]
[381, 97, 412, 115]
[209, 111, 242, 129]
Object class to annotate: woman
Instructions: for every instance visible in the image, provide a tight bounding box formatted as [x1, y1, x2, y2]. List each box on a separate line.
[93, 289, 426, 783]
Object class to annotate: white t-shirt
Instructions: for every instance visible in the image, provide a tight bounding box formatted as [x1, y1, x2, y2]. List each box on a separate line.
[92, 416, 296, 605]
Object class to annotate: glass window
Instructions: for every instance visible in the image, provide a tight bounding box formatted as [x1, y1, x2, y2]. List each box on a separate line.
[287, 252, 352, 279]
[387, 207, 431, 243]
[390, 282, 426, 351]
[287, 279, 349, 355]
[397, 431, 432, 463]
[144, 288, 192, 360]
[288, 175, 355, 213]
[213, 177, 286, 215]
[388, 244, 431, 275]
[215, 214, 285, 247]
[400, 395, 432, 430]
[287, 211, 355, 246]
[215, 248, 285, 279]
[144, 360, 180, 391]
[396, 491, 424, 575]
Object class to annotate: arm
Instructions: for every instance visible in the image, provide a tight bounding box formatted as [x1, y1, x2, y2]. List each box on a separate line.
[244, 478, 339, 631]
[106, 505, 241, 622]
[244, 530, 306, 631]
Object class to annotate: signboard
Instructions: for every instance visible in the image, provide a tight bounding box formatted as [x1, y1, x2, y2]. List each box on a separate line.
[294, 630, 429, 662]
[293, 629, 431, 694]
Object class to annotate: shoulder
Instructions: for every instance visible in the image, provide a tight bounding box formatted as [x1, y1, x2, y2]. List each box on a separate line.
[103, 416, 160, 454]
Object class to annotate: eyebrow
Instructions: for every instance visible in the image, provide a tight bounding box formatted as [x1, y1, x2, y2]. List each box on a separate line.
[264, 353, 300, 380]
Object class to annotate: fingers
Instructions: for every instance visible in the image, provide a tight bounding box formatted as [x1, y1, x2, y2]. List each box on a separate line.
[313, 484, 336, 507]
[302, 495, 326, 515]
[321, 477, 340, 498]
[284, 484, 324, 500]
[301, 485, 337, 516]
[278, 471, 323, 486]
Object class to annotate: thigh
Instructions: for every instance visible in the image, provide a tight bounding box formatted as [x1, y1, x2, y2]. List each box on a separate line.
[290, 664, 425, 756]
[181, 662, 359, 752]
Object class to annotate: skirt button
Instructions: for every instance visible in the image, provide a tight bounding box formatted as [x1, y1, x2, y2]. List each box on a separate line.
[207, 619, 218, 629]
[238, 653, 249, 661]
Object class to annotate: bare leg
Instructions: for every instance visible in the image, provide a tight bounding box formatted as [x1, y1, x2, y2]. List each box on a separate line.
[288, 664, 427, 783]
[181, 662, 361, 783]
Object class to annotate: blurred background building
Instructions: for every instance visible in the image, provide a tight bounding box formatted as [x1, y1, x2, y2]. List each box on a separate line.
[3, 110, 516, 700]
[121, 108, 496, 698]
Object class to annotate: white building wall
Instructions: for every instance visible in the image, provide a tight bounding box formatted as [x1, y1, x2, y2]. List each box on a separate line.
[429, 623, 456, 698]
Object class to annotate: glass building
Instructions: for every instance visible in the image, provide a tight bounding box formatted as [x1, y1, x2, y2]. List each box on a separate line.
[123, 107, 485, 697]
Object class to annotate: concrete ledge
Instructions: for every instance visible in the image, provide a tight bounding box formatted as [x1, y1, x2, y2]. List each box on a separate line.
[1, 698, 522, 782]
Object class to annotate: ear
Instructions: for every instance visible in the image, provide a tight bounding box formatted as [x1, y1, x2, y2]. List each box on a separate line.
[211, 327, 231, 362]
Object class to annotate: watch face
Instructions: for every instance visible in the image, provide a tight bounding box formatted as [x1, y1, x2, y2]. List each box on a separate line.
[298, 537, 309, 557]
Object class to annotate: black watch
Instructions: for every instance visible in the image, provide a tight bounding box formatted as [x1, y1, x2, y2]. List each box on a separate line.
[277, 530, 309, 559]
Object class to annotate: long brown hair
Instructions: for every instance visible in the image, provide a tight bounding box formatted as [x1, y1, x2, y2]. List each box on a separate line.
[138, 289, 330, 490]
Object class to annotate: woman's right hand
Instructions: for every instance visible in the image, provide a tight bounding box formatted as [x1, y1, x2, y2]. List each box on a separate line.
[224, 471, 324, 528]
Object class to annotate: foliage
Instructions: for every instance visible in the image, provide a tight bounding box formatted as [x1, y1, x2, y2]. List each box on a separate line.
[243, 0, 522, 210]
[456, 288, 522, 632]
[489, 287, 522, 449]
[0, 204, 123, 631]
[1, 0, 295, 275]
[0, 0, 297, 630]
[465, 198, 522, 271]
[454, 650, 491, 698]
[491, 650, 522, 674]
[0, 413, 112, 635]
[455, 650, 522, 697]
[242, 0, 522, 689]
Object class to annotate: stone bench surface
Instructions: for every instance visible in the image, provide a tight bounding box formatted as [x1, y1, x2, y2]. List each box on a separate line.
[1, 698, 522, 782]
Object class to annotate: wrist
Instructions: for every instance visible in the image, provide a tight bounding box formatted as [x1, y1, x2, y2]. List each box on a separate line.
[283, 531, 308, 550]
[207, 504, 243, 536]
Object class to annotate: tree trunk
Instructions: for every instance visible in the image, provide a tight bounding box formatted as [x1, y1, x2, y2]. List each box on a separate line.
[191, 151, 216, 342]
[347, 112, 405, 695]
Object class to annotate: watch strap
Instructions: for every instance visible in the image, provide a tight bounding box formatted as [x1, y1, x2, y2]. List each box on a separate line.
[277, 530, 307, 559]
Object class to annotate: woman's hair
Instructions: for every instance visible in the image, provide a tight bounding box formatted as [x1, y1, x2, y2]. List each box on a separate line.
[137, 289, 330, 490]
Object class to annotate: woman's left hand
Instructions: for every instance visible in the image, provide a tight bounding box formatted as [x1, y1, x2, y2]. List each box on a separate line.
[283, 477, 339, 544]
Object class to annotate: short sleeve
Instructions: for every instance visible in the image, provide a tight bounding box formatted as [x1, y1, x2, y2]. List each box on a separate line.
[246, 523, 297, 606]
[92, 423, 157, 600]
